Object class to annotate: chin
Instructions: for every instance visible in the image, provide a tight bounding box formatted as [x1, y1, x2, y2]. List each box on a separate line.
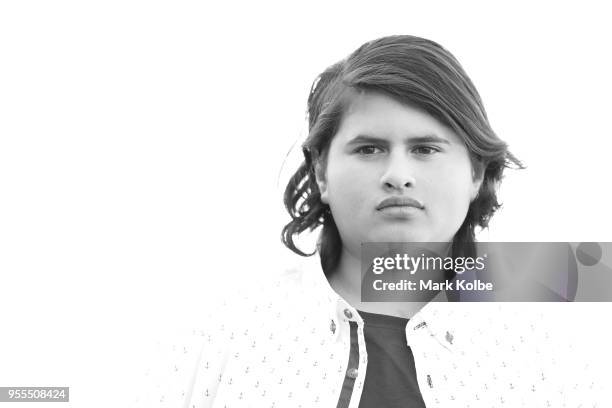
[369, 229, 427, 243]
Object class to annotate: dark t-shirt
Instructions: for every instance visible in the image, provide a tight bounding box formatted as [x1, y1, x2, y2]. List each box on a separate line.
[357, 310, 427, 408]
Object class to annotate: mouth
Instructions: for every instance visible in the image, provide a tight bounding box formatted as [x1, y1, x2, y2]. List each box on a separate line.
[378, 205, 422, 219]
[376, 196, 424, 219]
[376, 197, 424, 211]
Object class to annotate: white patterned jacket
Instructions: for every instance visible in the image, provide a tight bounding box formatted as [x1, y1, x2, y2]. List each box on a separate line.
[136, 253, 603, 407]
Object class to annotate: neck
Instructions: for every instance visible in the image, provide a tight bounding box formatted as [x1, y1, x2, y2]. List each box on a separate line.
[327, 246, 433, 319]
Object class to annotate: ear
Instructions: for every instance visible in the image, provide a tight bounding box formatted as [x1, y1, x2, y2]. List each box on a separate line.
[314, 160, 329, 204]
[470, 166, 485, 202]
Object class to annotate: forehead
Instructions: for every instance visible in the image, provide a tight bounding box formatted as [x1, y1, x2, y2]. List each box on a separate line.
[335, 90, 462, 145]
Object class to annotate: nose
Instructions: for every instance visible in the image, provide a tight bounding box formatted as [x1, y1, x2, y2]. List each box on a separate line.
[379, 151, 417, 191]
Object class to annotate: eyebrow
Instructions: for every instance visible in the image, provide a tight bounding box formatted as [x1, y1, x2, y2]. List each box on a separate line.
[346, 134, 451, 146]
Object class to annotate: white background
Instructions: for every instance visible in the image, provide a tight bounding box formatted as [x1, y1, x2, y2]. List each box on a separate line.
[1, 1, 610, 406]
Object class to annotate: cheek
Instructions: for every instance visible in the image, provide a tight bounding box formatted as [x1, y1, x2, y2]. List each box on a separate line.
[428, 165, 474, 211]
[326, 161, 374, 215]
[328, 170, 366, 210]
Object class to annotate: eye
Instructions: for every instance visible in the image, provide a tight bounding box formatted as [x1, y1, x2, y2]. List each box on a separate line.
[412, 145, 440, 155]
[354, 145, 383, 155]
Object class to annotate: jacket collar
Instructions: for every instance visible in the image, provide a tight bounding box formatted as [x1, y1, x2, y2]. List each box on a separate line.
[298, 252, 458, 352]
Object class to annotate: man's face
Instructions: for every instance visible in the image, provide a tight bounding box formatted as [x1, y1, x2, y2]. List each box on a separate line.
[316, 91, 483, 259]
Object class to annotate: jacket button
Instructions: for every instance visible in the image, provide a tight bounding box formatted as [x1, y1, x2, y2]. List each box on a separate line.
[346, 367, 358, 379]
[343, 309, 353, 319]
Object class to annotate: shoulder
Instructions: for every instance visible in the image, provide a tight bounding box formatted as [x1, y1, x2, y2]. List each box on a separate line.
[444, 303, 603, 402]
[204, 253, 321, 325]
[133, 253, 324, 407]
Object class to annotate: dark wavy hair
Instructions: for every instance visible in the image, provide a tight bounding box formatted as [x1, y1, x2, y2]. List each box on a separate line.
[281, 35, 525, 276]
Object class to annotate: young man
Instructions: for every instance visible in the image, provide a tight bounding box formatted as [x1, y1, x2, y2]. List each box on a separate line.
[137, 35, 600, 407]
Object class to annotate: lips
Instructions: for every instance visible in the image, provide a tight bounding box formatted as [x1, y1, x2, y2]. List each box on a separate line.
[376, 196, 424, 211]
